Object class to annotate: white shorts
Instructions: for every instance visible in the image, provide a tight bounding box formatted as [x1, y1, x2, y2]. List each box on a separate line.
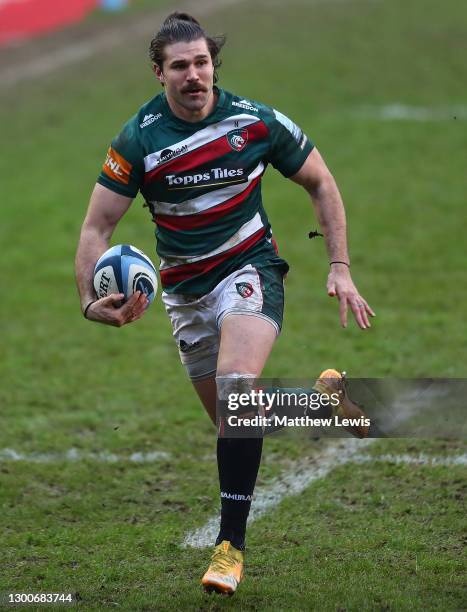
[162, 263, 285, 381]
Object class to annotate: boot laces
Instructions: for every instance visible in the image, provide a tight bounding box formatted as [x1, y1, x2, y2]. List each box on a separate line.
[210, 547, 237, 573]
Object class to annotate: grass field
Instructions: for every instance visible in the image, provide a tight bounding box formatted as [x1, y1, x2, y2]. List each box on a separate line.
[1, 0, 466, 609]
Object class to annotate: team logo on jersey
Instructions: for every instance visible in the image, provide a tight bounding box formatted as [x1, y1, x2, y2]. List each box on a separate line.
[235, 282, 254, 298]
[227, 128, 249, 152]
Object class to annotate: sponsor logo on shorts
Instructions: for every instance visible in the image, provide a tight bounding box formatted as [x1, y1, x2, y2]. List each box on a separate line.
[140, 113, 162, 128]
[235, 282, 254, 298]
[179, 339, 201, 353]
[227, 128, 249, 152]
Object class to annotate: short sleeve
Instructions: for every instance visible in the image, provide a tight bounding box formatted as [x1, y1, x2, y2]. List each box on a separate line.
[97, 118, 144, 198]
[267, 109, 313, 177]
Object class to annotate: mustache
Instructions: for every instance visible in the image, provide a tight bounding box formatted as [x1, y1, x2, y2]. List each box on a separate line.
[182, 84, 207, 93]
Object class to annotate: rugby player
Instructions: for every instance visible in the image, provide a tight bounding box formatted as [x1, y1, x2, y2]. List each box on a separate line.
[75, 12, 375, 596]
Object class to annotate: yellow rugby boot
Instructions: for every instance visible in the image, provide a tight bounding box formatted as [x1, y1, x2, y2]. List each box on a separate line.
[314, 369, 370, 438]
[201, 541, 244, 596]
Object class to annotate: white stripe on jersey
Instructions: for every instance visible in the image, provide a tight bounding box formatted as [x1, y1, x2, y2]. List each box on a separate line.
[151, 162, 265, 216]
[143, 114, 261, 172]
[273, 109, 302, 143]
[159, 212, 264, 269]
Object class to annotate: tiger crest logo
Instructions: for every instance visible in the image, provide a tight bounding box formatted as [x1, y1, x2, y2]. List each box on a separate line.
[236, 282, 254, 298]
[227, 128, 249, 152]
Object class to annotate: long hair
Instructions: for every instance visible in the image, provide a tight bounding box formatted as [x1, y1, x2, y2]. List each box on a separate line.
[149, 12, 226, 84]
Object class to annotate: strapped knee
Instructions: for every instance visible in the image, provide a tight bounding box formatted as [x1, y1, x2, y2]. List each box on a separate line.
[216, 373, 258, 418]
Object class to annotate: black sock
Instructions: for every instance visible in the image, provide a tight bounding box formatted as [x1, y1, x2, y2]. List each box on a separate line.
[215, 437, 263, 551]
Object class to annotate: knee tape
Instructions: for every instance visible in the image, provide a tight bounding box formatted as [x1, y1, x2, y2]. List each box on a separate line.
[216, 373, 259, 418]
[216, 373, 257, 400]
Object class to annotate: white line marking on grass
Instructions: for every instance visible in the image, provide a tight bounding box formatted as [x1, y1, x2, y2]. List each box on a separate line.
[183, 438, 375, 548]
[0, 448, 170, 463]
[354, 452, 467, 467]
[355, 104, 467, 121]
[0, 0, 247, 87]
[183, 445, 466, 548]
[183, 384, 451, 548]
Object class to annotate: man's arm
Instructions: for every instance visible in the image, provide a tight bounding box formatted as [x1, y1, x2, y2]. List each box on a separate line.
[75, 183, 148, 326]
[291, 148, 375, 329]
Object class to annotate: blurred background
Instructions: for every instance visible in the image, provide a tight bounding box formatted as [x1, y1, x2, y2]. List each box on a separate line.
[0, 0, 466, 608]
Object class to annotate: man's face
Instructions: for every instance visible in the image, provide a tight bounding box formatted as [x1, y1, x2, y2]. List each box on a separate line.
[155, 38, 215, 117]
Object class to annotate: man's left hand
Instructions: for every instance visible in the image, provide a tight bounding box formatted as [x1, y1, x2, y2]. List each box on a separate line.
[327, 265, 375, 329]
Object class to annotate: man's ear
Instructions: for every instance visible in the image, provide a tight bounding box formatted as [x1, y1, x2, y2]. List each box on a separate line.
[153, 64, 164, 85]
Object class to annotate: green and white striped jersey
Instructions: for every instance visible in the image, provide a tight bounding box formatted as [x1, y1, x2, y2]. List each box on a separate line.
[98, 87, 313, 295]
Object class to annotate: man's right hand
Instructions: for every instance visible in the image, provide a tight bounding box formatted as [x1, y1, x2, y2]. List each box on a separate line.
[84, 291, 149, 327]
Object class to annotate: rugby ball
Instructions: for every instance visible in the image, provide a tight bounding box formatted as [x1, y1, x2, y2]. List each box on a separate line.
[93, 244, 158, 305]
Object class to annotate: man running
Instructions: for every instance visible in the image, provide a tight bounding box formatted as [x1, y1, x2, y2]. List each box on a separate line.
[75, 11, 374, 596]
